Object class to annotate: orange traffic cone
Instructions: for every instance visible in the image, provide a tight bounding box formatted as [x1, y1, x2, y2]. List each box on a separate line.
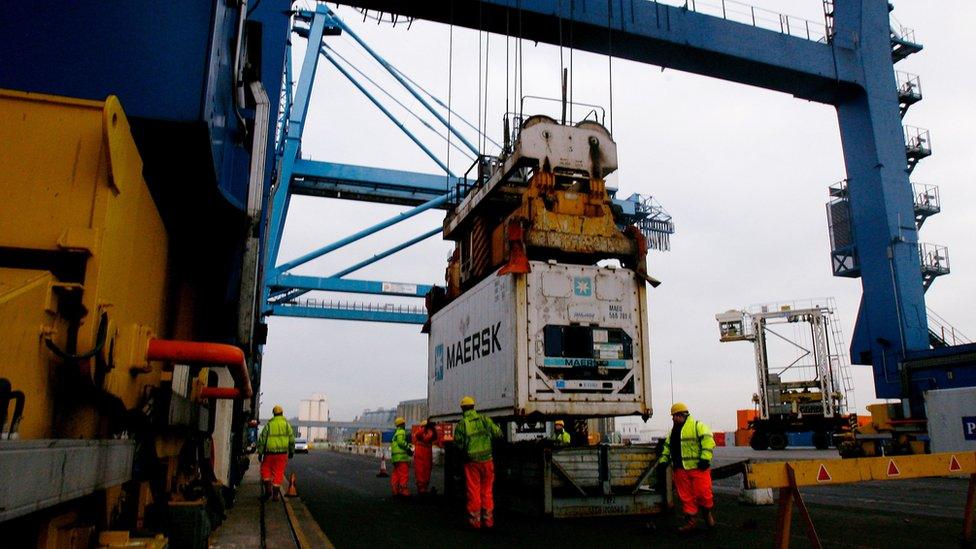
[286, 472, 299, 497]
[376, 457, 389, 477]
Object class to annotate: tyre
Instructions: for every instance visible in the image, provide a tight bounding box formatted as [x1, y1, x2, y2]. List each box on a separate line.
[750, 430, 769, 451]
[812, 431, 830, 450]
[768, 432, 788, 451]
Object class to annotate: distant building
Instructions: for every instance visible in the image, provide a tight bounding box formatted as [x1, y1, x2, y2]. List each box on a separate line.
[396, 398, 428, 428]
[357, 407, 397, 426]
[298, 394, 329, 441]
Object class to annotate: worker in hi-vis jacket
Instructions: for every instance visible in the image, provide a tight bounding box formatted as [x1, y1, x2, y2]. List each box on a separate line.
[390, 417, 412, 497]
[453, 396, 503, 530]
[550, 419, 571, 445]
[258, 405, 295, 501]
[658, 402, 717, 532]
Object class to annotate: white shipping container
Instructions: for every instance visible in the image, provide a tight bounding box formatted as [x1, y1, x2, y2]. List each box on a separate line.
[428, 261, 652, 421]
[925, 387, 976, 453]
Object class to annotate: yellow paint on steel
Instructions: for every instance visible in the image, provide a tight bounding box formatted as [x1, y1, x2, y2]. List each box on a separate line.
[746, 452, 976, 489]
[0, 89, 170, 438]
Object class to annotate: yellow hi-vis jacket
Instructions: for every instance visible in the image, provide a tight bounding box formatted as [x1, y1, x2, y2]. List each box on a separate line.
[258, 415, 295, 455]
[659, 416, 715, 469]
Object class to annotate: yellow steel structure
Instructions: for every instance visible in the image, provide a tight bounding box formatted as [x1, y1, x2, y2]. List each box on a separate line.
[0, 89, 169, 436]
[745, 451, 975, 489]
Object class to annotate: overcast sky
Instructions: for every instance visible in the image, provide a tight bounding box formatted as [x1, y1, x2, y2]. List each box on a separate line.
[260, 0, 975, 434]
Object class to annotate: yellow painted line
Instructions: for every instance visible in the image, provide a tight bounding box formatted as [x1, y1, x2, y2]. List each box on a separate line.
[746, 452, 975, 489]
[284, 497, 335, 549]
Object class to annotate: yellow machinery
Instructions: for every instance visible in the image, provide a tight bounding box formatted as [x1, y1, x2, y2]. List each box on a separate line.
[835, 402, 929, 457]
[431, 115, 655, 308]
[0, 90, 250, 545]
[355, 429, 382, 447]
[0, 90, 170, 440]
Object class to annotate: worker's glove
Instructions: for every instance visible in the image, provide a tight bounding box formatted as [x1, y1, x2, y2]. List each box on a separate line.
[288, 451, 294, 459]
[697, 459, 710, 471]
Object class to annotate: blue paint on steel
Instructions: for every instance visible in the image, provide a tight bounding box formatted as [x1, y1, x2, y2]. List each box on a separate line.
[270, 304, 427, 324]
[316, 1, 961, 407]
[269, 228, 439, 303]
[831, 2, 928, 398]
[320, 48, 455, 176]
[787, 432, 814, 448]
[270, 275, 432, 298]
[320, 7, 481, 155]
[265, 7, 336, 274]
[331, 228, 442, 279]
[276, 40, 294, 156]
[0, 0, 291, 215]
[292, 160, 453, 205]
[275, 191, 450, 273]
[329, 0, 862, 102]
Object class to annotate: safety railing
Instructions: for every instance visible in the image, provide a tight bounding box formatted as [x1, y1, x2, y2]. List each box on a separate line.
[896, 71, 923, 101]
[913, 183, 940, 216]
[286, 298, 426, 316]
[918, 243, 950, 276]
[678, 0, 831, 43]
[927, 308, 972, 347]
[904, 126, 932, 157]
[891, 23, 918, 45]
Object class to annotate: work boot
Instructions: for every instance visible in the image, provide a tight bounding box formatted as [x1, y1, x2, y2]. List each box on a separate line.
[468, 513, 481, 530]
[261, 480, 272, 501]
[482, 510, 494, 529]
[272, 486, 281, 502]
[704, 508, 717, 528]
[676, 516, 697, 533]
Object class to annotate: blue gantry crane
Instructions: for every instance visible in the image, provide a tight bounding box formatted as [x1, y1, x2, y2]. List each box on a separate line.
[261, 1, 974, 442]
[261, 6, 674, 325]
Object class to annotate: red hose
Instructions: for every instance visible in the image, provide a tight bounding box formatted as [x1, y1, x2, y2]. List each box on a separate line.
[199, 387, 242, 399]
[146, 339, 253, 399]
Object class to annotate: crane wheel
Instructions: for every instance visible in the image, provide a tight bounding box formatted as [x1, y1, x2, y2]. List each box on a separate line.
[812, 431, 830, 450]
[749, 431, 769, 451]
[768, 432, 788, 451]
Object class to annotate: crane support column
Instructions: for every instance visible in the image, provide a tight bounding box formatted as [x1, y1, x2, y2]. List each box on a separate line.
[832, 3, 928, 399]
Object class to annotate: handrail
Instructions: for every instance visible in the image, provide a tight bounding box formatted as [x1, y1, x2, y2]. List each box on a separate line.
[676, 0, 832, 43]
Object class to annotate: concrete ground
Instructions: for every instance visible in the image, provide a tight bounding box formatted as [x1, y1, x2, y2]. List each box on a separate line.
[289, 448, 973, 548]
[712, 446, 969, 519]
[210, 456, 333, 548]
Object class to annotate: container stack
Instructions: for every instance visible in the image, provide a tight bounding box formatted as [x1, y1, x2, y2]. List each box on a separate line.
[734, 409, 757, 447]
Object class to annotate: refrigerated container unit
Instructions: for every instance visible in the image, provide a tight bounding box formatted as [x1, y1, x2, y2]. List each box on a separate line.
[430, 260, 665, 516]
[428, 261, 652, 422]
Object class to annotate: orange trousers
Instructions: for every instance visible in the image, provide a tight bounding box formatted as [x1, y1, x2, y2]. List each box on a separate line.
[390, 462, 410, 496]
[464, 460, 495, 527]
[414, 445, 433, 493]
[674, 468, 713, 515]
[260, 453, 289, 486]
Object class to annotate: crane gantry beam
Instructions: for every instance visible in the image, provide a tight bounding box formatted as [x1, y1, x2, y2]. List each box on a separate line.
[334, 0, 862, 103]
[308, 1, 932, 401]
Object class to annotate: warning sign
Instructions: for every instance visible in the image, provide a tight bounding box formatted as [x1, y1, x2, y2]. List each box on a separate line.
[817, 464, 832, 482]
[886, 459, 901, 477]
[950, 455, 962, 472]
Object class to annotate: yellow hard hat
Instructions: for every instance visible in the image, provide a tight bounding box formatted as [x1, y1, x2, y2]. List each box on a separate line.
[670, 402, 689, 415]
[460, 396, 475, 407]
[272, 405, 284, 416]
[395, 417, 406, 426]
[555, 420, 565, 427]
